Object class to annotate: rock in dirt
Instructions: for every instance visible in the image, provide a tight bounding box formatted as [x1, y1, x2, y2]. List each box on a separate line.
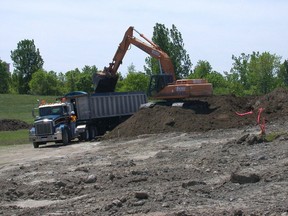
[112, 199, 122, 207]
[165, 210, 188, 216]
[134, 191, 149, 199]
[75, 166, 89, 173]
[236, 134, 250, 144]
[230, 173, 261, 184]
[55, 180, 66, 188]
[236, 134, 264, 145]
[234, 209, 244, 216]
[182, 180, 206, 188]
[83, 174, 97, 184]
[132, 200, 146, 206]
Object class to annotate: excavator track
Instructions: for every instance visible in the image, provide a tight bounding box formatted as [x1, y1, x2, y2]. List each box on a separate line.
[141, 98, 218, 115]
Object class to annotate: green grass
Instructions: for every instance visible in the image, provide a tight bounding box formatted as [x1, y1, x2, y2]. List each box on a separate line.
[0, 129, 30, 146]
[264, 132, 286, 142]
[0, 94, 58, 146]
[0, 94, 57, 124]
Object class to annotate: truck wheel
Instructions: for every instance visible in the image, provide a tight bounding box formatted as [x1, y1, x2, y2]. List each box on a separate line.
[79, 128, 89, 141]
[62, 129, 70, 145]
[89, 126, 98, 140]
[33, 142, 39, 148]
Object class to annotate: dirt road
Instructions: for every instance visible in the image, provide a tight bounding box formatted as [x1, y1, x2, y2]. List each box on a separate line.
[0, 120, 287, 216]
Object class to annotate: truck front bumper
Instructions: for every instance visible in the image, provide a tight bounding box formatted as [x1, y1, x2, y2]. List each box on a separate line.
[29, 133, 63, 143]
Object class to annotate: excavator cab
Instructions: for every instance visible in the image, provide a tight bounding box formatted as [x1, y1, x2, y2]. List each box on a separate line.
[147, 74, 174, 97]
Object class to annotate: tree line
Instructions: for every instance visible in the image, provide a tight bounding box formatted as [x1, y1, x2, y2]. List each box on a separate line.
[1, 23, 287, 96]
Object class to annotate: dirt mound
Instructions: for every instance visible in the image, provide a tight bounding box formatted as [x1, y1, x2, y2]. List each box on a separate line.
[105, 88, 288, 139]
[252, 87, 288, 117]
[0, 119, 30, 131]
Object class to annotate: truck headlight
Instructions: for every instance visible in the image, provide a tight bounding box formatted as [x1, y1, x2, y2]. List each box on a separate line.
[55, 127, 62, 134]
[29, 127, 35, 136]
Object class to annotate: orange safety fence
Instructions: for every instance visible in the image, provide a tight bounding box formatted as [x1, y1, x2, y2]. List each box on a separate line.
[235, 108, 266, 135]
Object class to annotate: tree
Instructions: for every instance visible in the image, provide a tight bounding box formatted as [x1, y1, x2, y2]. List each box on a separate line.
[188, 60, 228, 95]
[144, 23, 192, 79]
[224, 71, 245, 96]
[57, 72, 68, 94]
[277, 60, 288, 87]
[225, 53, 251, 95]
[227, 52, 281, 95]
[206, 71, 228, 95]
[10, 39, 44, 94]
[65, 65, 97, 93]
[0, 60, 10, 93]
[248, 52, 281, 94]
[144, 24, 171, 76]
[169, 24, 192, 78]
[230, 53, 250, 90]
[29, 69, 61, 95]
[76, 65, 97, 93]
[189, 60, 212, 79]
[65, 69, 80, 92]
[116, 64, 149, 92]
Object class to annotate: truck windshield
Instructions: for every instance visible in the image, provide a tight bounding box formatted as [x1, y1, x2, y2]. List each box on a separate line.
[39, 106, 64, 116]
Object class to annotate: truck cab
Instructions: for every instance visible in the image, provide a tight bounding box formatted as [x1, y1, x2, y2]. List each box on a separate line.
[29, 102, 77, 148]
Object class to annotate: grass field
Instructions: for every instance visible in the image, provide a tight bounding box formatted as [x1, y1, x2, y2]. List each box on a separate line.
[0, 94, 58, 145]
[0, 129, 29, 146]
[0, 94, 58, 124]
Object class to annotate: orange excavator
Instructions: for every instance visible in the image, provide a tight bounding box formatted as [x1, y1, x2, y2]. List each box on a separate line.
[93, 26, 212, 100]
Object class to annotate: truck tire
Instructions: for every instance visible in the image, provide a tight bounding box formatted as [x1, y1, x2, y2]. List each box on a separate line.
[89, 126, 98, 140]
[33, 142, 39, 148]
[79, 128, 89, 141]
[62, 129, 70, 145]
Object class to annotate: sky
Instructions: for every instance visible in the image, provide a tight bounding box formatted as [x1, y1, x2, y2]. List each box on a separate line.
[1, 0, 288, 76]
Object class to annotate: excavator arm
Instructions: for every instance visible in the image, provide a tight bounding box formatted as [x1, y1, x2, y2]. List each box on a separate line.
[129, 35, 176, 81]
[93, 26, 213, 99]
[104, 27, 134, 76]
[93, 26, 175, 93]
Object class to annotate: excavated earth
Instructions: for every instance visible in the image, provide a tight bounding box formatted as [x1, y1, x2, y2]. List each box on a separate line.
[104, 88, 288, 139]
[0, 88, 288, 215]
[0, 119, 30, 131]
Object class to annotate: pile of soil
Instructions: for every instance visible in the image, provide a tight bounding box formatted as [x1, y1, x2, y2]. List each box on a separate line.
[0, 119, 30, 131]
[105, 88, 288, 139]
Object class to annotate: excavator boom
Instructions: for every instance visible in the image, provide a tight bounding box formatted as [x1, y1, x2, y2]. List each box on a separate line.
[93, 26, 175, 92]
[93, 26, 213, 99]
[92, 27, 133, 93]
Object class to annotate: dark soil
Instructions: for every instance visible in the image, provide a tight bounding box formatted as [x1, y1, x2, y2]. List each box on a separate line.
[0, 88, 288, 215]
[105, 88, 288, 139]
[0, 119, 30, 131]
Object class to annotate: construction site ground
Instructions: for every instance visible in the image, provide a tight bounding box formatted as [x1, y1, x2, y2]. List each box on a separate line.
[0, 88, 288, 215]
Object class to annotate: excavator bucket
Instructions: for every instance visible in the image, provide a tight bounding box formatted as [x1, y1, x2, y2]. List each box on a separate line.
[92, 73, 118, 93]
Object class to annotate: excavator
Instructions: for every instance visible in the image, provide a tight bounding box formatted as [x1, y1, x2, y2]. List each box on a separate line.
[92, 26, 213, 100]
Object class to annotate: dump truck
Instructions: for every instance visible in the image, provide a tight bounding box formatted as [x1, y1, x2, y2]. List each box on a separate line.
[29, 91, 147, 148]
